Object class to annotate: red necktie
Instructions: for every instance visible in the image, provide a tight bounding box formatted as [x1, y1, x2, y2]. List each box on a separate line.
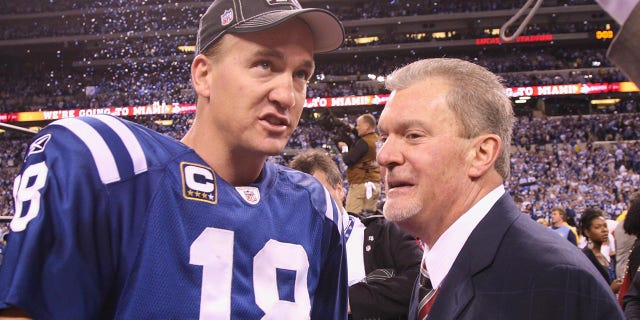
[417, 260, 438, 320]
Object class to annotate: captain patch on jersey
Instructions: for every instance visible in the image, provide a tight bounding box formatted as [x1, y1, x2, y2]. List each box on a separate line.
[181, 162, 217, 204]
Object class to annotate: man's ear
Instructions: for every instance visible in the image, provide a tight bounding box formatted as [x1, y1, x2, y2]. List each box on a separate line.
[468, 134, 501, 178]
[191, 55, 211, 99]
[336, 182, 346, 206]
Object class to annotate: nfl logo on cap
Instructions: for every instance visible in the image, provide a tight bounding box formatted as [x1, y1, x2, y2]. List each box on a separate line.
[220, 9, 233, 26]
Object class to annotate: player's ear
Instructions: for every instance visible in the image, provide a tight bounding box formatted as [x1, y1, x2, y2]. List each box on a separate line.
[191, 54, 211, 99]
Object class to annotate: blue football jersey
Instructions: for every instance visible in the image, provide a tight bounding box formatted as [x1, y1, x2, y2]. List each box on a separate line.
[0, 115, 348, 319]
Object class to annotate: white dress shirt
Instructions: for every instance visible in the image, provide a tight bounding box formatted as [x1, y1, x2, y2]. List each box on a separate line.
[423, 185, 505, 289]
[342, 210, 367, 286]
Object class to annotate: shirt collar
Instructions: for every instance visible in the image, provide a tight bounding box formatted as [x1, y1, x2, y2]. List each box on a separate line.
[423, 185, 505, 288]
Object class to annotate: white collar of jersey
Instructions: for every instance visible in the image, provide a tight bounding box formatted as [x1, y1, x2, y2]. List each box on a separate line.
[235, 186, 261, 205]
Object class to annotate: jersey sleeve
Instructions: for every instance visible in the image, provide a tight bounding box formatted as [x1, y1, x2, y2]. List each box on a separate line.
[309, 184, 349, 319]
[0, 116, 148, 318]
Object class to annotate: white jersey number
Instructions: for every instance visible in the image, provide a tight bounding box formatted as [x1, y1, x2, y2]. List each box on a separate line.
[12, 161, 48, 232]
[190, 227, 311, 319]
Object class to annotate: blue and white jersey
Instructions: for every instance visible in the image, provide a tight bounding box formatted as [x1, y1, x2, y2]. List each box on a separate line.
[0, 115, 347, 319]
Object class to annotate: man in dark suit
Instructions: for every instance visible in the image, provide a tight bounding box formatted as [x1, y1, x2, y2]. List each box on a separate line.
[290, 149, 422, 320]
[376, 58, 623, 319]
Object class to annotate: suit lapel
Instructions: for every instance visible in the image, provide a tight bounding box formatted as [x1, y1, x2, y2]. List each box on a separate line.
[428, 194, 521, 319]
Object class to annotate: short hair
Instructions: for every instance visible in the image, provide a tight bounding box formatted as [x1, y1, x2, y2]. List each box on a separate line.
[289, 149, 343, 187]
[359, 113, 376, 128]
[624, 192, 640, 236]
[579, 208, 604, 238]
[551, 206, 567, 220]
[385, 58, 514, 180]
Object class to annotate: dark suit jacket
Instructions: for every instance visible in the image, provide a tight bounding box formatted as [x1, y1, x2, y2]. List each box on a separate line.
[582, 246, 613, 285]
[408, 193, 623, 320]
[349, 214, 422, 320]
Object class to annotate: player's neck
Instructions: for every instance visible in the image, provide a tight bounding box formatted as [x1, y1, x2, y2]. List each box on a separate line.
[181, 129, 265, 186]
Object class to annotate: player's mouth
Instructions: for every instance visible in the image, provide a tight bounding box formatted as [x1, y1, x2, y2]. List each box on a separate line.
[260, 114, 290, 132]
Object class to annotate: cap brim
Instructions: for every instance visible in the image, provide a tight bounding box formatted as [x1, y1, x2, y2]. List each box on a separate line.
[231, 8, 344, 53]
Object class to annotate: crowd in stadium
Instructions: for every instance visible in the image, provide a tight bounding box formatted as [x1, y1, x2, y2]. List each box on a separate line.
[1, 109, 640, 224]
[0, 46, 626, 115]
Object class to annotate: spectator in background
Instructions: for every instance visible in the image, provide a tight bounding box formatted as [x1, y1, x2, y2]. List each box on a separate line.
[338, 113, 381, 215]
[549, 206, 577, 245]
[619, 193, 640, 309]
[376, 57, 623, 319]
[537, 217, 550, 227]
[580, 208, 622, 294]
[616, 209, 637, 280]
[290, 149, 422, 320]
[0, 0, 348, 318]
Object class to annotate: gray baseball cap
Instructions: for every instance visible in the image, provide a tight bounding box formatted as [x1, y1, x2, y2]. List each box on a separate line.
[196, 0, 345, 54]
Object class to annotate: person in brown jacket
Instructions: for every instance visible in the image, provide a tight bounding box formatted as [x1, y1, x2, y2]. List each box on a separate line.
[338, 113, 382, 215]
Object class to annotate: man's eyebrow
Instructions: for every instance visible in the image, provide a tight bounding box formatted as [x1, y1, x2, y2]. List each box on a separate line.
[379, 119, 425, 133]
[255, 48, 285, 61]
[255, 48, 315, 70]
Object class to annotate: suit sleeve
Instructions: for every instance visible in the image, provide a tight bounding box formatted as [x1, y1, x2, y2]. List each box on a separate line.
[349, 220, 422, 319]
[525, 264, 624, 319]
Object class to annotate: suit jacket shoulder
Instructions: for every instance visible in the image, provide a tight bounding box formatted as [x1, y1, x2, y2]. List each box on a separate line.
[415, 194, 623, 320]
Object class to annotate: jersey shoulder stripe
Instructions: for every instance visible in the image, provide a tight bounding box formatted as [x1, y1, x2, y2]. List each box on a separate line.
[49, 115, 148, 184]
[323, 187, 343, 234]
[93, 114, 148, 175]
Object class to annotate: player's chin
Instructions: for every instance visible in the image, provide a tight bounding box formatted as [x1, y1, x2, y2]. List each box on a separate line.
[258, 138, 288, 155]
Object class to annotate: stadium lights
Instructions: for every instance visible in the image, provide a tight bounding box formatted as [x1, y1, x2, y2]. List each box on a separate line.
[154, 119, 174, 126]
[590, 98, 620, 105]
[353, 36, 379, 45]
[178, 45, 195, 53]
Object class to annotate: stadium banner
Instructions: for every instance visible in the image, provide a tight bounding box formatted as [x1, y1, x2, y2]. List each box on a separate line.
[1, 82, 638, 123]
[475, 34, 553, 46]
[1, 102, 197, 123]
[506, 82, 639, 98]
[303, 95, 390, 108]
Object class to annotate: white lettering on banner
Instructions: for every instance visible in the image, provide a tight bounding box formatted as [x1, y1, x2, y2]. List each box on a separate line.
[304, 97, 328, 108]
[42, 110, 77, 120]
[537, 85, 579, 96]
[79, 108, 112, 116]
[330, 96, 372, 107]
[505, 87, 534, 98]
[132, 102, 172, 116]
[133, 106, 147, 116]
